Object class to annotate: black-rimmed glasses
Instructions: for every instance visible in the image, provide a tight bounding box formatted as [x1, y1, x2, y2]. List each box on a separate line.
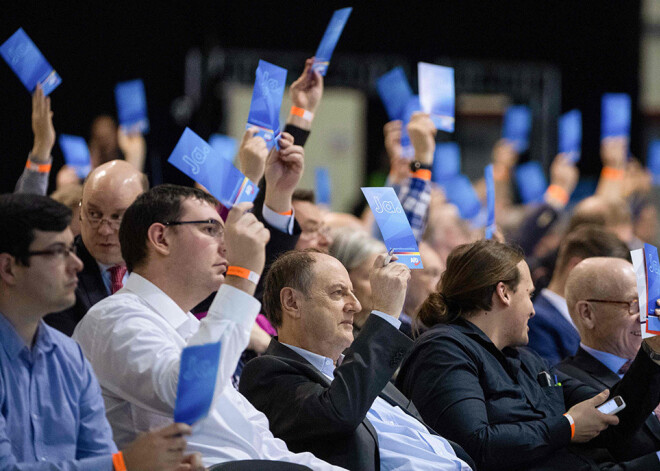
[586, 298, 640, 315]
[163, 219, 224, 239]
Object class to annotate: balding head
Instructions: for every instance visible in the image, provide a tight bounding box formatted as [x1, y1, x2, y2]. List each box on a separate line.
[80, 160, 148, 265]
[566, 257, 641, 359]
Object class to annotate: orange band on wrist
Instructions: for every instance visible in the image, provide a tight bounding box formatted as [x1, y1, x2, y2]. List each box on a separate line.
[601, 166, 625, 180]
[113, 452, 127, 471]
[278, 209, 293, 216]
[545, 184, 570, 206]
[290, 106, 314, 122]
[563, 413, 575, 440]
[411, 169, 432, 181]
[25, 160, 52, 173]
[226, 266, 260, 284]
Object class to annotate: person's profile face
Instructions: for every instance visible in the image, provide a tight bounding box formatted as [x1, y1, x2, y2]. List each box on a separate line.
[293, 201, 332, 252]
[503, 260, 535, 348]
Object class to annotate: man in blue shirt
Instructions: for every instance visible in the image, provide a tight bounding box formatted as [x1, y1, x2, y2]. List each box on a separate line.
[0, 193, 202, 470]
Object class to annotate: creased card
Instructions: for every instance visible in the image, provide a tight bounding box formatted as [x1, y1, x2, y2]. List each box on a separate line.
[58, 134, 91, 179]
[438, 175, 482, 220]
[559, 109, 582, 164]
[432, 142, 461, 182]
[515, 161, 547, 204]
[601, 93, 631, 140]
[485, 164, 495, 240]
[209, 134, 238, 162]
[315, 167, 331, 207]
[313, 7, 353, 76]
[0, 28, 61, 95]
[631, 249, 653, 338]
[115, 79, 149, 134]
[173, 342, 221, 425]
[247, 60, 287, 151]
[418, 62, 455, 132]
[361, 187, 422, 269]
[502, 105, 532, 153]
[168, 128, 258, 208]
[377, 67, 413, 121]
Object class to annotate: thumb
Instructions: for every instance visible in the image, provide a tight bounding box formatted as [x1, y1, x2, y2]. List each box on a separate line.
[590, 389, 610, 406]
[226, 202, 254, 226]
[241, 127, 259, 146]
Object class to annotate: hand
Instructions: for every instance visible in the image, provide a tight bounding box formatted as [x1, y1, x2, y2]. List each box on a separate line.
[369, 253, 411, 317]
[56, 165, 80, 189]
[622, 158, 652, 198]
[239, 127, 268, 184]
[600, 136, 627, 170]
[492, 139, 519, 170]
[264, 132, 304, 213]
[176, 452, 205, 471]
[566, 389, 619, 443]
[384, 120, 408, 184]
[248, 322, 272, 354]
[224, 202, 270, 276]
[549, 153, 579, 195]
[289, 57, 323, 114]
[407, 112, 436, 165]
[118, 128, 147, 171]
[30, 84, 55, 162]
[122, 423, 192, 471]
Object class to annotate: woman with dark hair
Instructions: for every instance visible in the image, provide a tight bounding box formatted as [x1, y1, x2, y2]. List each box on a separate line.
[396, 239, 660, 471]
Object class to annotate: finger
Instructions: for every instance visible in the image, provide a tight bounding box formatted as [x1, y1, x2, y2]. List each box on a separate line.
[158, 422, 192, 437]
[241, 127, 259, 146]
[590, 389, 610, 405]
[280, 132, 294, 145]
[167, 435, 188, 451]
[373, 253, 389, 268]
[45, 96, 52, 116]
[225, 202, 254, 226]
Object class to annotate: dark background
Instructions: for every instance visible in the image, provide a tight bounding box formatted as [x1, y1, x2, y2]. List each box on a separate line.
[0, 0, 641, 193]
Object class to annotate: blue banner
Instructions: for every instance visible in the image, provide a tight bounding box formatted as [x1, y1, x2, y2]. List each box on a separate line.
[502, 105, 532, 153]
[247, 60, 287, 151]
[0, 28, 61, 95]
[173, 342, 221, 425]
[645, 244, 660, 316]
[168, 128, 258, 208]
[58, 134, 91, 179]
[315, 167, 331, 207]
[432, 142, 461, 182]
[361, 187, 422, 269]
[601, 93, 631, 139]
[209, 134, 238, 162]
[376, 67, 413, 121]
[438, 175, 482, 220]
[485, 164, 495, 239]
[418, 62, 455, 132]
[115, 79, 149, 133]
[313, 7, 353, 76]
[515, 161, 547, 204]
[558, 109, 582, 164]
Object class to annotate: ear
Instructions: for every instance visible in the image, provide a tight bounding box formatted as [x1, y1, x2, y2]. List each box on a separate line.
[0, 253, 18, 287]
[575, 300, 596, 330]
[565, 256, 583, 273]
[146, 223, 171, 256]
[494, 281, 511, 307]
[280, 287, 302, 321]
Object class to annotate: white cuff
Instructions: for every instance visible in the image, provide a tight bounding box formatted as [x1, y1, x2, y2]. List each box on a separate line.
[371, 310, 402, 329]
[262, 204, 295, 235]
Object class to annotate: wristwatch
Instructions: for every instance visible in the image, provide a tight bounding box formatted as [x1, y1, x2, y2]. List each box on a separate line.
[409, 160, 432, 172]
[642, 341, 660, 363]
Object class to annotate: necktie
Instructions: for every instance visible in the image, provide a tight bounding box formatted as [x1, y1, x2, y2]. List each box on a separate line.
[109, 265, 127, 294]
[617, 359, 632, 375]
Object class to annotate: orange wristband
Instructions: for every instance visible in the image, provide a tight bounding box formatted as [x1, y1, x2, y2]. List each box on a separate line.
[112, 452, 127, 471]
[411, 169, 432, 181]
[545, 184, 570, 206]
[601, 166, 624, 180]
[226, 266, 260, 284]
[25, 160, 52, 173]
[278, 209, 293, 216]
[290, 106, 314, 122]
[563, 413, 575, 440]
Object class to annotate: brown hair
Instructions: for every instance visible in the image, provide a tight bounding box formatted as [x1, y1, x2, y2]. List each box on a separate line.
[418, 239, 524, 328]
[554, 224, 631, 274]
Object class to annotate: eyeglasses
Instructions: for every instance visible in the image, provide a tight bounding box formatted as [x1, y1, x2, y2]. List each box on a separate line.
[300, 223, 331, 238]
[79, 203, 123, 229]
[586, 298, 640, 315]
[163, 219, 224, 239]
[27, 244, 77, 260]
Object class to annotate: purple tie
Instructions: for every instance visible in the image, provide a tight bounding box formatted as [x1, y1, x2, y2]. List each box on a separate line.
[109, 265, 127, 294]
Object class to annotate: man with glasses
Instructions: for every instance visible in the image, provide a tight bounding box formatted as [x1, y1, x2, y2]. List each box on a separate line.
[557, 257, 660, 463]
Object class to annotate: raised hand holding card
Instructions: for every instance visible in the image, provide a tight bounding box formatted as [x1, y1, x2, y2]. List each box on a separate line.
[438, 175, 482, 220]
[559, 109, 582, 164]
[58, 134, 91, 179]
[115, 79, 149, 133]
[418, 62, 455, 132]
[210, 134, 238, 162]
[644, 244, 660, 335]
[503, 105, 532, 154]
[246, 60, 287, 151]
[377, 67, 413, 121]
[601, 93, 631, 140]
[432, 142, 461, 182]
[312, 7, 353, 76]
[400, 95, 421, 159]
[515, 161, 548, 204]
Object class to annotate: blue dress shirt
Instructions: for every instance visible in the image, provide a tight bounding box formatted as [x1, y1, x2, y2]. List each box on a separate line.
[0, 313, 115, 470]
[580, 343, 629, 378]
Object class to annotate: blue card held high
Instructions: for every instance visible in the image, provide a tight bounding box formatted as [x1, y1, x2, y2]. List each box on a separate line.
[247, 60, 287, 151]
[418, 62, 455, 132]
[173, 342, 221, 425]
[376, 67, 413, 121]
[58, 134, 91, 179]
[400, 95, 422, 159]
[209, 134, 238, 162]
[485, 164, 496, 239]
[361, 187, 423, 269]
[502, 105, 532, 154]
[313, 7, 353, 76]
[438, 175, 482, 220]
[432, 142, 461, 183]
[115, 79, 149, 133]
[645, 244, 660, 318]
[601, 93, 631, 139]
[0, 28, 61, 95]
[559, 109, 582, 164]
[648, 140, 660, 186]
[515, 161, 547, 204]
[315, 167, 332, 207]
[168, 128, 258, 208]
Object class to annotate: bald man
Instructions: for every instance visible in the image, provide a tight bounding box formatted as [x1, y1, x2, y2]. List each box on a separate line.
[556, 257, 660, 463]
[44, 160, 148, 335]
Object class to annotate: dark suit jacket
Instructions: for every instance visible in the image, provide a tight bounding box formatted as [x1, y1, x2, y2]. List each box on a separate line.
[557, 347, 660, 461]
[239, 314, 475, 471]
[528, 293, 581, 366]
[44, 236, 107, 336]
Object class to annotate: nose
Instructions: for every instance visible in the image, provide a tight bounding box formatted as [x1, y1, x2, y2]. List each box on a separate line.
[69, 253, 84, 273]
[346, 291, 362, 313]
[97, 220, 116, 235]
[217, 236, 227, 258]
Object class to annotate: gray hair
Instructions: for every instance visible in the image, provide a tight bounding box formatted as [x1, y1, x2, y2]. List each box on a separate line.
[329, 228, 385, 271]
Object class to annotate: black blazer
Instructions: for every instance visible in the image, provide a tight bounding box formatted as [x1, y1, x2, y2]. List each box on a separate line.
[44, 236, 108, 336]
[239, 314, 475, 471]
[557, 347, 660, 461]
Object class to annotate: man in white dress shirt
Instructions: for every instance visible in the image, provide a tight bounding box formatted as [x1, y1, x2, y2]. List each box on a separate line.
[73, 184, 344, 469]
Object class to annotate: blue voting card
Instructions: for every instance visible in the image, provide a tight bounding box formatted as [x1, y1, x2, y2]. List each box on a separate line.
[485, 164, 495, 239]
[173, 342, 221, 425]
[58, 134, 91, 179]
[601, 93, 631, 139]
[515, 161, 547, 204]
[645, 244, 660, 317]
[377, 67, 413, 121]
[361, 187, 423, 269]
[502, 105, 532, 154]
[209, 134, 237, 162]
[313, 7, 353, 76]
[418, 62, 455, 132]
[559, 109, 582, 164]
[400, 95, 422, 159]
[168, 128, 258, 208]
[438, 175, 482, 220]
[247, 60, 287, 151]
[0, 28, 61, 95]
[115, 79, 149, 134]
[648, 140, 660, 186]
[315, 167, 331, 207]
[432, 142, 461, 182]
